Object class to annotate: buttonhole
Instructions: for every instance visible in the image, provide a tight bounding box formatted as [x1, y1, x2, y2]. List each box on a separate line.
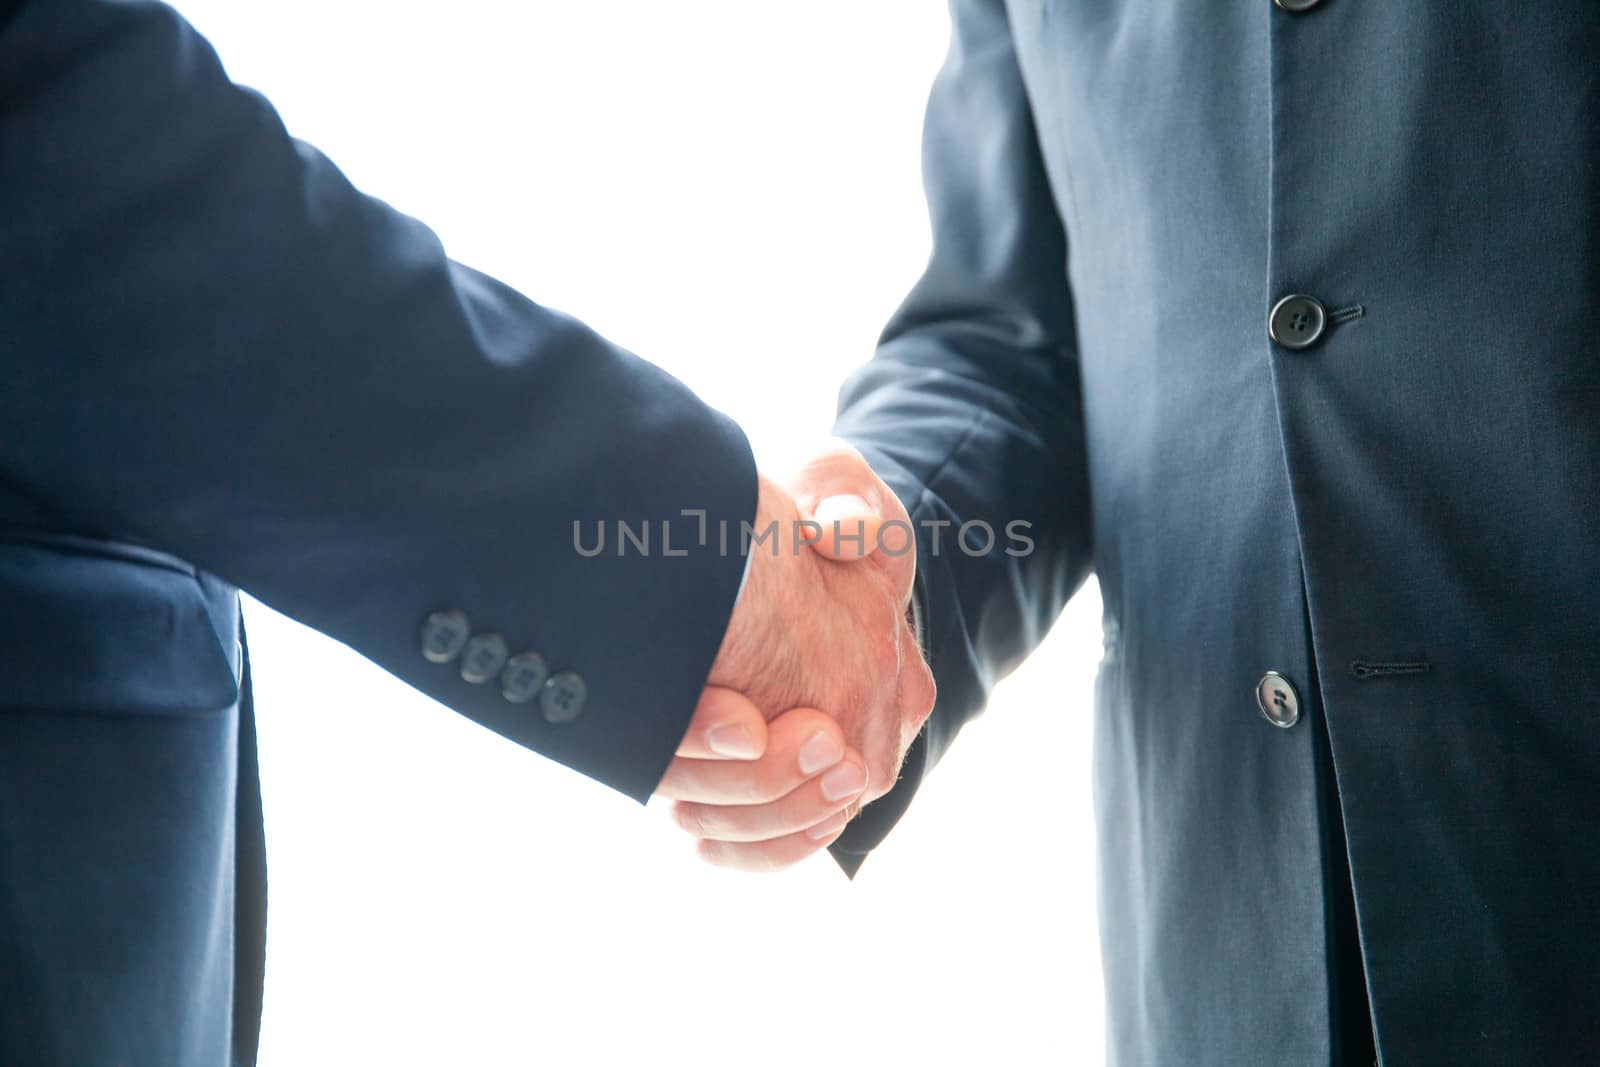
[1349, 658, 1431, 679]
[1329, 304, 1365, 325]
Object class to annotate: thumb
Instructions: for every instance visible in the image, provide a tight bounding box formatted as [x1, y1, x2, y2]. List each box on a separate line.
[789, 441, 891, 562]
[808, 492, 882, 561]
[673, 687, 769, 760]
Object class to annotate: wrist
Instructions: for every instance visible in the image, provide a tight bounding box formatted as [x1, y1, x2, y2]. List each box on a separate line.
[708, 476, 800, 703]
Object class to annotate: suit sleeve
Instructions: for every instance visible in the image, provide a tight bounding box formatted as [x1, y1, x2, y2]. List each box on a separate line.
[827, 0, 1094, 874]
[0, 0, 756, 803]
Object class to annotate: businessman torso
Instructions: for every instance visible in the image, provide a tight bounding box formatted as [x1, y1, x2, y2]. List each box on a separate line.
[835, 2, 1600, 1063]
[1035, 7, 1600, 1061]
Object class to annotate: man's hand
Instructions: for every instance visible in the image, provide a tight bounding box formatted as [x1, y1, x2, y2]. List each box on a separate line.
[654, 443, 935, 871]
[657, 688, 867, 870]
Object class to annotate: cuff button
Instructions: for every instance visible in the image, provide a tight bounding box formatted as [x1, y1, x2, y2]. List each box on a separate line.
[500, 651, 550, 704]
[420, 610, 471, 664]
[540, 671, 587, 724]
[459, 633, 509, 684]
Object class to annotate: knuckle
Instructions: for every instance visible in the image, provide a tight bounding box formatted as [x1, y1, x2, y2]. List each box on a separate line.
[673, 801, 711, 839]
[696, 838, 734, 869]
[865, 760, 895, 802]
[914, 676, 937, 724]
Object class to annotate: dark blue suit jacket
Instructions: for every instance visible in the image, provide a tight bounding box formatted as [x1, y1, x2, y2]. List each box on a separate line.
[0, 3, 754, 1062]
[827, 0, 1600, 1063]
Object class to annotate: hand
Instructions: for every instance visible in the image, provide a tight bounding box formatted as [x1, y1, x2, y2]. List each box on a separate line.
[654, 442, 936, 871]
[656, 687, 867, 870]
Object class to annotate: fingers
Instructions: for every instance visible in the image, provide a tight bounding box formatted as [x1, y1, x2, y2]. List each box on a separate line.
[673, 687, 768, 760]
[694, 816, 854, 873]
[671, 747, 867, 842]
[655, 706, 847, 805]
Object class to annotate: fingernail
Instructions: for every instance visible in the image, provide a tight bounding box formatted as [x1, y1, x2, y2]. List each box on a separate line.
[813, 494, 874, 527]
[820, 761, 867, 802]
[706, 723, 760, 759]
[798, 731, 845, 775]
[806, 809, 851, 841]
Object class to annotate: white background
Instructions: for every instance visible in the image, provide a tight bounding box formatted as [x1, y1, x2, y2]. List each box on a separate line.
[174, 3, 1106, 1063]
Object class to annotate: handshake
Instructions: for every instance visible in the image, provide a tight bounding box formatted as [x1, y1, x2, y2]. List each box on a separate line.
[652, 442, 937, 871]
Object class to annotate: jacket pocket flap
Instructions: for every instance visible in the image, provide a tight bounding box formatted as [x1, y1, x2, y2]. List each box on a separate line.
[0, 542, 239, 715]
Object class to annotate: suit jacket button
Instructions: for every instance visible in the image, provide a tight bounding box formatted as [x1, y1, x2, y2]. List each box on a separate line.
[1268, 293, 1327, 350]
[541, 671, 587, 723]
[1273, 0, 1322, 11]
[419, 610, 471, 663]
[459, 633, 509, 684]
[1256, 670, 1302, 728]
[500, 651, 550, 704]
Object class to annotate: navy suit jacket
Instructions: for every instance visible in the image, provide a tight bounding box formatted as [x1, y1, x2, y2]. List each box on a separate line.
[0, 2, 755, 1063]
[8, 1, 1600, 1064]
[829, 0, 1600, 1063]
